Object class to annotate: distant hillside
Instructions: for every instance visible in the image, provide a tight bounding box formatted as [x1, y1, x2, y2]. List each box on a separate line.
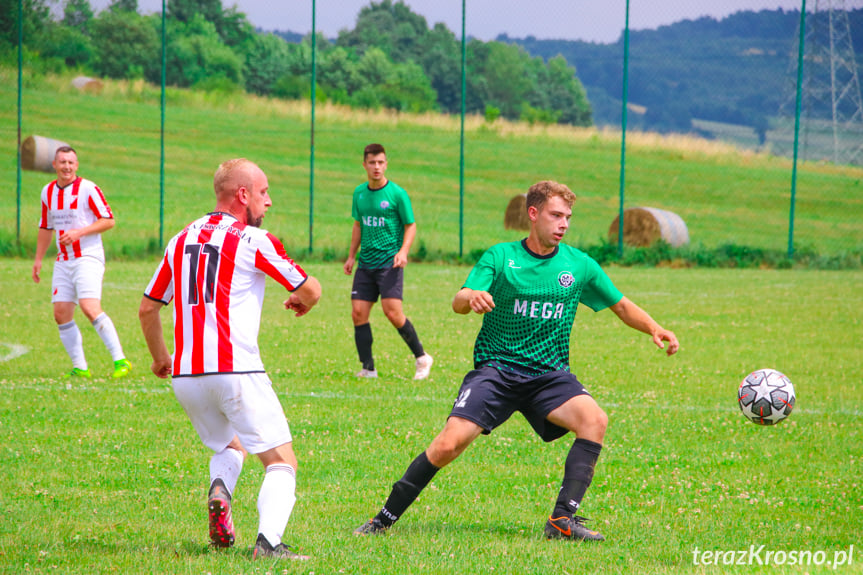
[501, 9, 863, 141]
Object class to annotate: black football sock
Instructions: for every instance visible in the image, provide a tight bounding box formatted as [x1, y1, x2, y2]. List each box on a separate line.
[396, 318, 425, 358]
[354, 322, 374, 370]
[375, 451, 440, 526]
[552, 438, 602, 518]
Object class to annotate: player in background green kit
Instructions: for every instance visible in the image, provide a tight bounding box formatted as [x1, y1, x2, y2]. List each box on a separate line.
[355, 180, 679, 541]
[344, 143, 433, 380]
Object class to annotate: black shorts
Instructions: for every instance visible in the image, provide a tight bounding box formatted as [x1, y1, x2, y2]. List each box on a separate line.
[449, 365, 591, 442]
[351, 266, 404, 301]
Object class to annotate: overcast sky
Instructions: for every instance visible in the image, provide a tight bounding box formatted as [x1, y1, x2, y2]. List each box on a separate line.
[91, 0, 808, 43]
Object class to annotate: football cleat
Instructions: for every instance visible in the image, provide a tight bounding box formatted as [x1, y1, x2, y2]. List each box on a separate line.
[112, 358, 132, 379]
[353, 517, 389, 536]
[252, 533, 309, 560]
[207, 478, 235, 548]
[413, 353, 434, 380]
[544, 515, 605, 541]
[67, 367, 91, 378]
[356, 368, 378, 378]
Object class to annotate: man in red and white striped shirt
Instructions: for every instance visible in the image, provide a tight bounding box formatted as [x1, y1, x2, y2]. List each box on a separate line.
[139, 158, 321, 560]
[32, 146, 131, 379]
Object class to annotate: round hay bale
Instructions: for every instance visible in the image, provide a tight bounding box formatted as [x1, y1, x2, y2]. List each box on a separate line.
[20, 135, 70, 173]
[608, 207, 689, 248]
[71, 76, 103, 94]
[504, 194, 530, 230]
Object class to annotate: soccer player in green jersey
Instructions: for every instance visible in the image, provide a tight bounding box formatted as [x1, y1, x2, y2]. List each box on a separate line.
[344, 144, 433, 380]
[355, 180, 679, 541]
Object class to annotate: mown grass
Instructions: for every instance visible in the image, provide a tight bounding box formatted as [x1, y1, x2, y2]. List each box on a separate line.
[0, 260, 861, 574]
[1, 67, 862, 264]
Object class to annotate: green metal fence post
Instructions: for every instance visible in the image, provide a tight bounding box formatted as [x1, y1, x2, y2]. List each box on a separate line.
[309, 0, 317, 254]
[16, 0, 23, 246]
[617, 0, 631, 259]
[788, 0, 807, 259]
[159, 0, 166, 249]
[458, 0, 466, 259]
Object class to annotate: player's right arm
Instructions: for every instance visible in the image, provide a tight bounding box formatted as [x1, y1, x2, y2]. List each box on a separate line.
[344, 220, 362, 275]
[32, 228, 54, 283]
[138, 296, 172, 378]
[452, 287, 495, 315]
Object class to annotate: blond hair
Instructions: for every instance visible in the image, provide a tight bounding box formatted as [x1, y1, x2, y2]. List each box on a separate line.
[213, 158, 259, 200]
[525, 180, 576, 213]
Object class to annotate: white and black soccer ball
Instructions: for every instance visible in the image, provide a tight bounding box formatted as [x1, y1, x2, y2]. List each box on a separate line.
[737, 368, 796, 425]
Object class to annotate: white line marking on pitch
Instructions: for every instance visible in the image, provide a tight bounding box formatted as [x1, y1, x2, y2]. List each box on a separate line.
[0, 343, 29, 362]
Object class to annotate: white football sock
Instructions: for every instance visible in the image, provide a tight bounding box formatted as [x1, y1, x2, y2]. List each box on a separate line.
[257, 464, 297, 547]
[209, 447, 244, 496]
[92, 313, 125, 362]
[58, 321, 87, 369]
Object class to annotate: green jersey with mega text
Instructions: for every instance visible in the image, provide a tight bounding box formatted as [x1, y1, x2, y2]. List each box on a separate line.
[352, 180, 415, 269]
[463, 240, 623, 376]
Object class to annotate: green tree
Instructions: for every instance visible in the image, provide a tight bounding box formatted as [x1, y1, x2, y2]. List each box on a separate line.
[480, 42, 533, 119]
[40, 24, 93, 67]
[168, 0, 221, 24]
[218, 5, 254, 50]
[244, 32, 290, 95]
[0, 0, 51, 49]
[419, 23, 461, 113]
[164, 14, 242, 87]
[379, 60, 437, 113]
[63, 0, 94, 34]
[337, 0, 428, 63]
[542, 55, 592, 126]
[355, 46, 393, 85]
[168, 0, 253, 50]
[318, 46, 361, 101]
[108, 0, 137, 12]
[91, 9, 158, 79]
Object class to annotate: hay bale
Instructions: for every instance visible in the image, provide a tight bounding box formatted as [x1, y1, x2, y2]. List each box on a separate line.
[20, 135, 70, 173]
[504, 194, 530, 230]
[608, 207, 689, 248]
[71, 76, 103, 94]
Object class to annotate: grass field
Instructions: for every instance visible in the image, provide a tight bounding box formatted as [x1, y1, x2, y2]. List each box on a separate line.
[1, 67, 862, 262]
[0, 259, 861, 574]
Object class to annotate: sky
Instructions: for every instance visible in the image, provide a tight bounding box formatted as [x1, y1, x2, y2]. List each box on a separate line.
[90, 0, 808, 44]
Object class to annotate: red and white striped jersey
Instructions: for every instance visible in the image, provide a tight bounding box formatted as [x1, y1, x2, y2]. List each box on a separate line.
[144, 212, 308, 377]
[39, 177, 114, 262]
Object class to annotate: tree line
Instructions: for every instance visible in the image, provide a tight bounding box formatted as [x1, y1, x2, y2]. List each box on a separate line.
[1, 0, 593, 127]
[508, 8, 863, 136]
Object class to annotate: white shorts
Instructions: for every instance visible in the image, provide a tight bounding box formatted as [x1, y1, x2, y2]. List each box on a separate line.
[51, 256, 105, 303]
[172, 372, 293, 454]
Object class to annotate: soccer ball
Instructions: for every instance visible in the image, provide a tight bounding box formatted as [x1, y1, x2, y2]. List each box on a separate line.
[737, 368, 796, 425]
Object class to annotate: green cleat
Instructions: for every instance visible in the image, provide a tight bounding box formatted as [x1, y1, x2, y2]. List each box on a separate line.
[112, 359, 132, 379]
[67, 367, 92, 378]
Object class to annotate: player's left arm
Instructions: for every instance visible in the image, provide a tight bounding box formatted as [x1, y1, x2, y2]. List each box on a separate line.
[393, 222, 416, 268]
[58, 217, 115, 246]
[609, 296, 679, 355]
[284, 275, 322, 317]
[138, 296, 172, 378]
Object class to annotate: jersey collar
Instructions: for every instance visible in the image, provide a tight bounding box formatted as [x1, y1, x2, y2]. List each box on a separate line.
[367, 180, 389, 192]
[520, 238, 559, 260]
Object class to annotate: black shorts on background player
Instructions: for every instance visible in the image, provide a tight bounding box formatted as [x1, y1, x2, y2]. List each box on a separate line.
[351, 267, 404, 302]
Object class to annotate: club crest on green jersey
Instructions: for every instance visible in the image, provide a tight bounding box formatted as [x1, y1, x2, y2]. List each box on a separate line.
[558, 271, 575, 287]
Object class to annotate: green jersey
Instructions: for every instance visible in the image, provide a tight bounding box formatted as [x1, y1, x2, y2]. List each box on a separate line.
[463, 240, 623, 376]
[351, 180, 415, 269]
